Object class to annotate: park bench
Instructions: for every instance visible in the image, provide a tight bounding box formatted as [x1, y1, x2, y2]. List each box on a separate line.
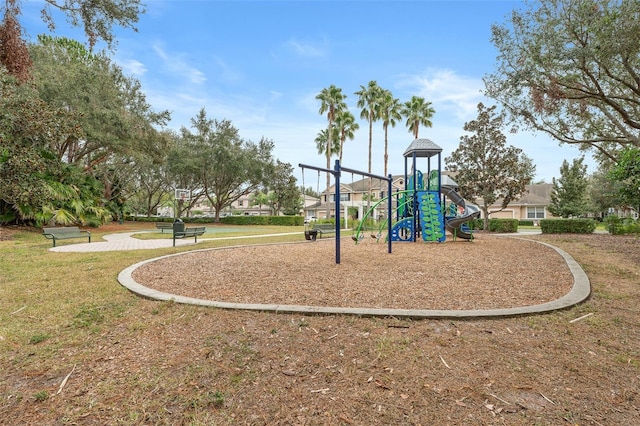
[42, 226, 91, 247]
[173, 226, 206, 247]
[311, 223, 337, 239]
[156, 222, 173, 233]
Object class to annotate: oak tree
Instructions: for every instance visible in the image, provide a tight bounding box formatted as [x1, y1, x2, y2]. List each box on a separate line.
[485, 0, 640, 163]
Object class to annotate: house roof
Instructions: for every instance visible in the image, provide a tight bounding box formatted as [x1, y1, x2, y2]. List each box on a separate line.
[516, 183, 553, 205]
[329, 175, 405, 193]
[478, 183, 553, 207]
[403, 138, 443, 158]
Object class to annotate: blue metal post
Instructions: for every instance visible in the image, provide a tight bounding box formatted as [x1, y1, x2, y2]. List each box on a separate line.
[334, 159, 341, 265]
[387, 174, 393, 253]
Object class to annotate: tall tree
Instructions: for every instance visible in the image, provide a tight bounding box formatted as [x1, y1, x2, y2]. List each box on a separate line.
[0, 69, 111, 226]
[267, 160, 303, 215]
[175, 108, 276, 222]
[333, 109, 359, 166]
[1, 0, 144, 51]
[445, 103, 535, 230]
[127, 131, 175, 217]
[588, 164, 622, 218]
[316, 85, 346, 218]
[0, 0, 31, 82]
[548, 157, 590, 218]
[485, 0, 640, 164]
[250, 191, 273, 215]
[314, 128, 340, 160]
[355, 80, 384, 213]
[379, 89, 402, 176]
[609, 147, 640, 214]
[354, 80, 383, 174]
[30, 35, 170, 169]
[401, 95, 435, 139]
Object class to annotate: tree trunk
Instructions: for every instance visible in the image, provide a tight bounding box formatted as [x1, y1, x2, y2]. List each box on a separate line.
[482, 202, 490, 230]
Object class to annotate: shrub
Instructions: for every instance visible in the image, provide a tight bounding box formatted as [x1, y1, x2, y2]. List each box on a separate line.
[540, 218, 596, 234]
[488, 218, 518, 233]
[126, 215, 304, 226]
[467, 218, 484, 230]
[605, 216, 640, 235]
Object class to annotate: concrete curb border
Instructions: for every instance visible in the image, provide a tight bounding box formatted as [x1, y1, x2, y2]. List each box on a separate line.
[117, 238, 591, 319]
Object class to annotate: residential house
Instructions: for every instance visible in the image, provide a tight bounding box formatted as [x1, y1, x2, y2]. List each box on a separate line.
[304, 177, 557, 226]
[304, 175, 406, 221]
[481, 183, 554, 225]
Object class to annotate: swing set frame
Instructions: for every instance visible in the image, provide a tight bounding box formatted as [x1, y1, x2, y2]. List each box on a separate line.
[299, 159, 393, 264]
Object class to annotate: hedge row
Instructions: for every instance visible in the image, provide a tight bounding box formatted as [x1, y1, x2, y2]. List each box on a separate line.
[127, 215, 304, 226]
[221, 215, 304, 226]
[465, 218, 518, 232]
[540, 218, 596, 234]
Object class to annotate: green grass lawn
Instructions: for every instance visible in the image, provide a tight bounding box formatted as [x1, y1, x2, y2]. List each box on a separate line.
[0, 223, 306, 347]
[133, 224, 303, 240]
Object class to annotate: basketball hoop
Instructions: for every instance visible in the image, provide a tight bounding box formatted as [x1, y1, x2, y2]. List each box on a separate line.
[175, 189, 191, 202]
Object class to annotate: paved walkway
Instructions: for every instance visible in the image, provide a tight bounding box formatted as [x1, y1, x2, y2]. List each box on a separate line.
[50, 231, 301, 252]
[50, 230, 591, 318]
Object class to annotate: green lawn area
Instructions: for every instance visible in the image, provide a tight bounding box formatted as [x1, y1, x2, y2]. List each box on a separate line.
[132, 224, 304, 240]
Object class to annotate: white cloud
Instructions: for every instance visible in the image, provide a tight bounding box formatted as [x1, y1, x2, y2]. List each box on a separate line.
[152, 43, 206, 85]
[212, 56, 243, 83]
[287, 38, 327, 58]
[118, 58, 146, 77]
[397, 68, 484, 120]
[269, 90, 283, 102]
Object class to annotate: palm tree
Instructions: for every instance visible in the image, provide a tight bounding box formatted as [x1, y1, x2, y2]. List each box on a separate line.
[354, 80, 383, 174]
[316, 85, 347, 218]
[401, 95, 435, 139]
[379, 90, 402, 176]
[334, 109, 359, 165]
[314, 128, 340, 158]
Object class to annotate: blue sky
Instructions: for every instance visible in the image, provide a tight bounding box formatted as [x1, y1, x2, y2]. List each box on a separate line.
[20, 0, 594, 185]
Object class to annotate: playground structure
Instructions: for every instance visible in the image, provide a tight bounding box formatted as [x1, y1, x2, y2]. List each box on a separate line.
[298, 160, 393, 264]
[354, 138, 481, 243]
[301, 139, 481, 256]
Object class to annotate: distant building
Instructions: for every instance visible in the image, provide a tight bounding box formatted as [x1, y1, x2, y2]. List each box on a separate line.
[482, 183, 554, 224]
[304, 179, 558, 225]
[303, 176, 405, 221]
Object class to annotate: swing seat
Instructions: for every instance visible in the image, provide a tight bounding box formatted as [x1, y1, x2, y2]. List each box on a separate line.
[305, 230, 318, 241]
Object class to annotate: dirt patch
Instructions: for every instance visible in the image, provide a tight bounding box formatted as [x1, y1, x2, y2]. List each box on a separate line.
[0, 225, 24, 241]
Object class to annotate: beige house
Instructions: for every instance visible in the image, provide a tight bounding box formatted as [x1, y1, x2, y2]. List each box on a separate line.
[304, 178, 556, 225]
[304, 175, 405, 221]
[190, 192, 322, 217]
[481, 183, 555, 224]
